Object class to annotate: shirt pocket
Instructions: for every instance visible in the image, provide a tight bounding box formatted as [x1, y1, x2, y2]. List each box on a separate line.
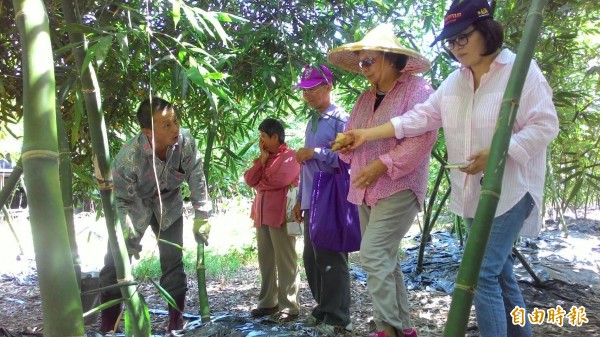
[164, 165, 186, 191]
[441, 95, 466, 130]
[474, 93, 503, 129]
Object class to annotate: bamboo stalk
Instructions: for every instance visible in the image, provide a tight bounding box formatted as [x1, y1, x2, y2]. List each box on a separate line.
[2, 206, 23, 255]
[0, 158, 23, 209]
[13, 0, 85, 334]
[57, 107, 81, 287]
[196, 242, 211, 322]
[443, 1, 548, 336]
[417, 163, 445, 273]
[60, 0, 151, 333]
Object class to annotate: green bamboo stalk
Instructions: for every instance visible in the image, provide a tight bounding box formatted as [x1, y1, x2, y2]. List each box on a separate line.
[60, 0, 150, 334]
[443, 1, 548, 336]
[57, 106, 81, 287]
[2, 206, 23, 255]
[0, 158, 23, 209]
[13, 0, 85, 335]
[417, 163, 445, 273]
[196, 242, 210, 322]
[545, 146, 568, 234]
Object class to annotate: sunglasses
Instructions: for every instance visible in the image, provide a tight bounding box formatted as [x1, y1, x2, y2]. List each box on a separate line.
[444, 29, 477, 50]
[358, 57, 377, 69]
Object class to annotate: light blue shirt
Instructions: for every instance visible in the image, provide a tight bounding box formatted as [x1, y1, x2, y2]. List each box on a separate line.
[297, 104, 348, 210]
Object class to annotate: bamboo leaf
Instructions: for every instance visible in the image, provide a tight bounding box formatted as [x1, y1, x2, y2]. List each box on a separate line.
[63, 22, 104, 35]
[71, 90, 83, 147]
[237, 139, 257, 157]
[198, 8, 229, 45]
[82, 298, 126, 318]
[171, 0, 181, 28]
[80, 36, 112, 76]
[157, 238, 184, 250]
[53, 41, 83, 58]
[565, 176, 584, 206]
[115, 33, 130, 69]
[148, 278, 178, 309]
[181, 5, 204, 34]
[94, 36, 113, 66]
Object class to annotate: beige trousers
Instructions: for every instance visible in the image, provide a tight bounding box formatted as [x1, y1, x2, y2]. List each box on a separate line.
[255, 224, 300, 314]
[358, 190, 419, 331]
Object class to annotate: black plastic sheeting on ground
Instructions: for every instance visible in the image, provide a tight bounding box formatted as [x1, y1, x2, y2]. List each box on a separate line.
[402, 231, 463, 294]
[395, 219, 600, 295]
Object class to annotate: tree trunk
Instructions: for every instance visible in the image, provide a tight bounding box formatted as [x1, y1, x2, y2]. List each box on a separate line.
[60, 0, 150, 334]
[443, 1, 548, 336]
[13, 0, 85, 335]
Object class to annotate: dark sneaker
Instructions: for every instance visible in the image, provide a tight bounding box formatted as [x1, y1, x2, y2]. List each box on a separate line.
[250, 305, 279, 317]
[305, 315, 322, 327]
[314, 322, 353, 335]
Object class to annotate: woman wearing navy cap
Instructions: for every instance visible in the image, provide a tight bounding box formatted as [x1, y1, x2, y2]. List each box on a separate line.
[342, 1, 559, 337]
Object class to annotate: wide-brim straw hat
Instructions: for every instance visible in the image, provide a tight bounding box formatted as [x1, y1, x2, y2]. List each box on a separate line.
[327, 24, 431, 74]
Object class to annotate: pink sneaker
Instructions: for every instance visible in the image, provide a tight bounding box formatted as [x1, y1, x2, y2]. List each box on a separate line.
[402, 328, 418, 337]
[366, 332, 387, 337]
[366, 328, 418, 337]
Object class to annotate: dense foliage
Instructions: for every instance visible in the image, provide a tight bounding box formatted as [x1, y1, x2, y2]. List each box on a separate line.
[1, 0, 599, 216]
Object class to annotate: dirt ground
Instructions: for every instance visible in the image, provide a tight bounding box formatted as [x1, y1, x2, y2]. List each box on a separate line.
[0, 208, 599, 337]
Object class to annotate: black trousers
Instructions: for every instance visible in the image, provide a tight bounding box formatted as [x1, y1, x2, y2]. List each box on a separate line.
[302, 210, 351, 327]
[99, 215, 187, 299]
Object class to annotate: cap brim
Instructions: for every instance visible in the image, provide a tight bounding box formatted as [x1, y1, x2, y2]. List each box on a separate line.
[293, 80, 326, 89]
[430, 20, 474, 47]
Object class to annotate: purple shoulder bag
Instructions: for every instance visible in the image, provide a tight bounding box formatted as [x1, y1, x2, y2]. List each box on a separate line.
[309, 159, 361, 252]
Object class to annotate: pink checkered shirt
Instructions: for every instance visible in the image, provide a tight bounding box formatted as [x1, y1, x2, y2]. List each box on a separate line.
[340, 73, 436, 208]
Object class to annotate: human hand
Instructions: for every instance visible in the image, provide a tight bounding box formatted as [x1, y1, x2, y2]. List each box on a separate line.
[295, 148, 314, 164]
[124, 225, 142, 259]
[193, 218, 210, 246]
[330, 133, 354, 153]
[292, 201, 303, 223]
[351, 159, 387, 189]
[259, 139, 269, 165]
[462, 149, 489, 175]
[342, 129, 369, 151]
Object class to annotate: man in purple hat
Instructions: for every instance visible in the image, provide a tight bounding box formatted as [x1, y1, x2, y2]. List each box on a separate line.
[292, 64, 353, 334]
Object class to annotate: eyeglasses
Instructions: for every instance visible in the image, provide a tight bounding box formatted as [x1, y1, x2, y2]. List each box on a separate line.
[302, 84, 326, 94]
[444, 29, 477, 50]
[358, 57, 377, 69]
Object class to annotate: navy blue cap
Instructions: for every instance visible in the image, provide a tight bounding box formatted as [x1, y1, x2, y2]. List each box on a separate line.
[431, 0, 492, 47]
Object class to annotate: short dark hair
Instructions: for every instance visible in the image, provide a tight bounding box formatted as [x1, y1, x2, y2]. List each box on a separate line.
[446, 18, 504, 62]
[258, 118, 285, 144]
[136, 97, 175, 129]
[384, 53, 409, 71]
[474, 18, 504, 56]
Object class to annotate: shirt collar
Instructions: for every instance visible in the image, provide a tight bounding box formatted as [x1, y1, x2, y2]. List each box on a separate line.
[138, 132, 180, 158]
[369, 72, 411, 98]
[460, 48, 512, 73]
[319, 104, 338, 119]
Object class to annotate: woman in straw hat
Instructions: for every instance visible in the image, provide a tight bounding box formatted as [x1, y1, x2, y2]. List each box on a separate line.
[340, 1, 559, 337]
[327, 24, 436, 337]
